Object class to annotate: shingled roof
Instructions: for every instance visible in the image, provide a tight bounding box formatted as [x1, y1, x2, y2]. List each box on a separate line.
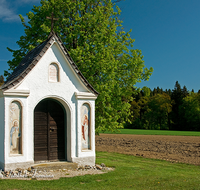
[1, 32, 99, 96]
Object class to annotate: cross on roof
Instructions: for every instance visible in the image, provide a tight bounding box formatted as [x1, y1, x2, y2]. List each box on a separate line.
[46, 12, 59, 32]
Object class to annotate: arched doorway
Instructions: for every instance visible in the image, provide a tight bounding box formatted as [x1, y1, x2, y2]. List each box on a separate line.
[34, 99, 65, 161]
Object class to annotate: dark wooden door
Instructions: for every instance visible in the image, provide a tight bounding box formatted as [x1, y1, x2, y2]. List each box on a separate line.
[34, 99, 65, 161]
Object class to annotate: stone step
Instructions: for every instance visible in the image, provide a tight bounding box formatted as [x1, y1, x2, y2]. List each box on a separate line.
[31, 162, 78, 171]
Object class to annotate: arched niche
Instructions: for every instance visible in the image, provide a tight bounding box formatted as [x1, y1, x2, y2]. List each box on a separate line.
[49, 63, 59, 82]
[81, 103, 91, 150]
[9, 101, 22, 155]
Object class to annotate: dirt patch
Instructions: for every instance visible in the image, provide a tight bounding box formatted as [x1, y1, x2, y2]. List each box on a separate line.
[95, 134, 200, 165]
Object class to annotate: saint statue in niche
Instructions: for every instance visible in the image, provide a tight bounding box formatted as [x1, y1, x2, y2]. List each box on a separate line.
[81, 104, 90, 150]
[10, 120, 21, 152]
[10, 102, 22, 154]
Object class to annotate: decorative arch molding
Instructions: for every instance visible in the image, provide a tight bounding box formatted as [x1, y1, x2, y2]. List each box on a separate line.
[49, 62, 59, 82]
[9, 100, 22, 155]
[33, 95, 72, 139]
[33, 95, 72, 116]
[80, 101, 92, 108]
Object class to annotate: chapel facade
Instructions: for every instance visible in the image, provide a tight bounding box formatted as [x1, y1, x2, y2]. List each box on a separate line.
[0, 32, 98, 170]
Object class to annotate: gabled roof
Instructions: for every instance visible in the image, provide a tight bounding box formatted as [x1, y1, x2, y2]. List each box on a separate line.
[1, 32, 99, 96]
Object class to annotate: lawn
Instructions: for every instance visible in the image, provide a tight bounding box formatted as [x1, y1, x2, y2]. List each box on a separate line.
[100, 129, 200, 136]
[0, 152, 199, 190]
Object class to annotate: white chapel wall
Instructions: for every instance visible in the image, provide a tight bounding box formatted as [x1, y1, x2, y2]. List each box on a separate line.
[12, 42, 93, 163]
[1, 40, 97, 170]
[4, 96, 31, 166]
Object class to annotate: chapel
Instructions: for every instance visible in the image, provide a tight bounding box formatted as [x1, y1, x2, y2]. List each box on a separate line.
[0, 32, 98, 170]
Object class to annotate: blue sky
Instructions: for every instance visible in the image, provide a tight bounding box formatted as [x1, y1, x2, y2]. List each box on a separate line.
[0, 0, 200, 91]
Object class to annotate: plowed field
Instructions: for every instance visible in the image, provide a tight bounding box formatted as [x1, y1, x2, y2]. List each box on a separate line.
[95, 134, 200, 165]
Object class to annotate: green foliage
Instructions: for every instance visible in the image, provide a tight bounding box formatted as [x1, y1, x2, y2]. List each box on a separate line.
[0, 75, 4, 86]
[5, 0, 153, 132]
[142, 86, 151, 97]
[126, 81, 200, 131]
[128, 92, 173, 130]
[129, 99, 140, 124]
[147, 93, 173, 130]
[170, 81, 189, 130]
[180, 93, 200, 131]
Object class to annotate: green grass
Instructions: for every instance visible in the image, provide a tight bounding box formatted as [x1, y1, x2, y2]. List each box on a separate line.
[0, 152, 200, 190]
[100, 129, 200, 136]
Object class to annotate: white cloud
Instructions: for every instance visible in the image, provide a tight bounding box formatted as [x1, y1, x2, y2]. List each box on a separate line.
[0, 0, 20, 22]
[0, 0, 40, 22]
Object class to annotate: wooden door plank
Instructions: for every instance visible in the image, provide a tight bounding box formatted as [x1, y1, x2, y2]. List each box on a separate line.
[34, 99, 65, 162]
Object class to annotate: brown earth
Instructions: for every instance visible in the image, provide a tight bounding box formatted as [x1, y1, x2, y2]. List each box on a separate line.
[95, 134, 200, 165]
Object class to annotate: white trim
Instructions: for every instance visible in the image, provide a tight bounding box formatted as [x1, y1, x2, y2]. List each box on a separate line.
[75, 92, 97, 100]
[3, 90, 30, 97]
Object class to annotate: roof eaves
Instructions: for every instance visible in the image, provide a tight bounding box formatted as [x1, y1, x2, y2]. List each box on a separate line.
[1, 39, 51, 91]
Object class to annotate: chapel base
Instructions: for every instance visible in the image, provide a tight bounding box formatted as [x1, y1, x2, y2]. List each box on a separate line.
[1, 161, 34, 171]
[72, 156, 95, 167]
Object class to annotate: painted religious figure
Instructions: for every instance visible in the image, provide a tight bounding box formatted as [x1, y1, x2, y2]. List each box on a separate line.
[10, 101, 22, 154]
[81, 104, 91, 150]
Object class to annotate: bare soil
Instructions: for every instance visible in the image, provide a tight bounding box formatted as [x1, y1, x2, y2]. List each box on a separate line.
[95, 134, 200, 165]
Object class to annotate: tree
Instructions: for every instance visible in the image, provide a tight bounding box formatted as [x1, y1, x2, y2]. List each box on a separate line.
[0, 75, 4, 86]
[142, 86, 151, 97]
[152, 88, 157, 96]
[170, 81, 183, 130]
[156, 86, 161, 94]
[126, 99, 140, 128]
[147, 93, 173, 130]
[182, 85, 189, 98]
[180, 93, 200, 131]
[5, 0, 153, 132]
[137, 96, 150, 129]
[168, 89, 172, 96]
[170, 81, 190, 130]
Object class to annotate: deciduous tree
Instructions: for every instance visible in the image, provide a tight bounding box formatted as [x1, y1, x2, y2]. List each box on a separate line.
[5, 0, 153, 131]
[147, 93, 173, 130]
[0, 75, 4, 86]
[180, 93, 200, 131]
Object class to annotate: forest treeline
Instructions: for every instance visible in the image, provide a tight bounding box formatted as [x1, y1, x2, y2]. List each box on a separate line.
[126, 81, 200, 131]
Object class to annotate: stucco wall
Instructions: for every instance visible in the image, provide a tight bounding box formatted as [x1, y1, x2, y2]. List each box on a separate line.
[4, 96, 30, 165]
[76, 100, 96, 159]
[2, 41, 96, 166]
